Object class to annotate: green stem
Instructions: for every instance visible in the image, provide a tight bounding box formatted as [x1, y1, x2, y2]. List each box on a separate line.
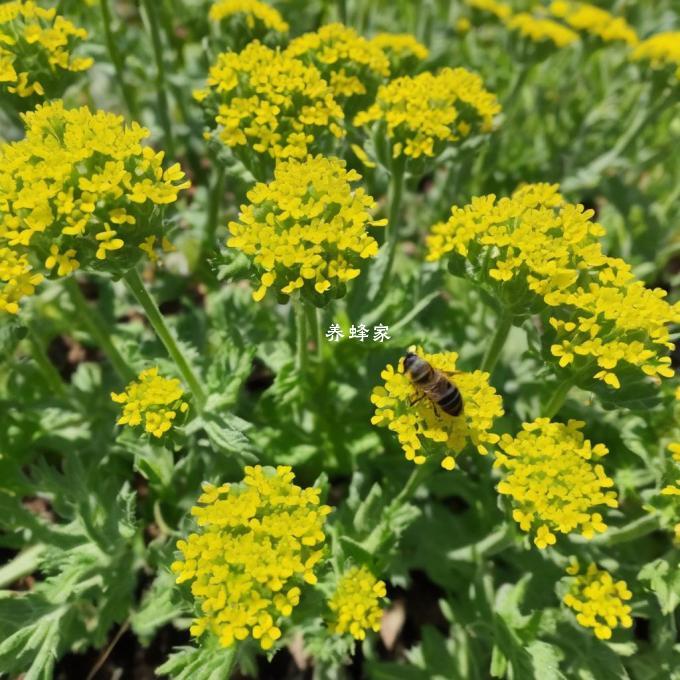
[365, 459, 437, 557]
[391, 461, 433, 509]
[304, 300, 322, 363]
[64, 277, 135, 382]
[123, 268, 207, 409]
[542, 376, 576, 419]
[294, 298, 308, 377]
[140, 0, 176, 159]
[99, 0, 140, 119]
[0, 544, 45, 588]
[587, 513, 662, 547]
[336, 0, 347, 23]
[204, 162, 227, 252]
[480, 311, 512, 374]
[376, 160, 406, 295]
[27, 325, 65, 396]
[447, 525, 516, 562]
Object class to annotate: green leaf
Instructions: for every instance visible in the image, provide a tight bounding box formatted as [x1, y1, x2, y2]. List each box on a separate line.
[157, 645, 236, 680]
[131, 571, 189, 644]
[638, 557, 680, 615]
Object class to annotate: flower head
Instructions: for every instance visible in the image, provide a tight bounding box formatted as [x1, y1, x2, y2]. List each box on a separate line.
[506, 12, 579, 48]
[495, 419, 618, 548]
[0, 1, 92, 104]
[0, 101, 190, 278]
[464, 0, 513, 22]
[227, 155, 385, 303]
[563, 561, 633, 639]
[196, 42, 344, 170]
[354, 67, 500, 159]
[209, 0, 289, 35]
[328, 566, 386, 640]
[426, 184, 598, 308]
[371, 348, 504, 470]
[0, 246, 43, 314]
[171, 465, 332, 650]
[286, 23, 390, 102]
[548, 1, 637, 46]
[110, 367, 189, 438]
[369, 33, 428, 74]
[426, 184, 680, 390]
[632, 32, 680, 81]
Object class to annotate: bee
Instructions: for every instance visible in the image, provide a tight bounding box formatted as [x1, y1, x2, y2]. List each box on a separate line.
[403, 351, 463, 417]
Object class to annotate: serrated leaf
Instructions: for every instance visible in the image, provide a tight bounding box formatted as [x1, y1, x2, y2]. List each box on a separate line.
[354, 483, 384, 534]
[157, 645, 236, 680]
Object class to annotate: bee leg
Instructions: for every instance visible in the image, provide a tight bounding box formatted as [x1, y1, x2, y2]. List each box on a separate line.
[409, 394, 425, 406]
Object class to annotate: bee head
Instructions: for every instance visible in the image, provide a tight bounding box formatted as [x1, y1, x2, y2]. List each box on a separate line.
[403, 352, 418, 372]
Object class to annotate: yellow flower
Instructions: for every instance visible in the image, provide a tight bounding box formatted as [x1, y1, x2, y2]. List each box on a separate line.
[354, 67, 500, 159]
[563, 560, 633, 640]
[209, 0, 289, 34]
[549, 1, 638, 46]
[661, 481, 680, 496]
[426, 184, 680, 389]
[0, 246, 43, 314]
[197, 42, 344, 168]
[370, 347, 504, 470]
[495, 419, 618, 548]
[464, 0, 512, 21]
[632, 32, 680, 80]
[506, 12, 579, 48]
[0, 1, 92, 104]
[328, 566, 386, 640]
[0, 101, 190, 279]
[171, 465, 332, 650]
[286, 23, 390, 101]
[669, 443, 680, 463]
[370, 33, 428, 73]
[227, 155, 385, 303]
[547, 273, 679, 388]
[110, 367, 189, 438]
[44, 244, 79, 276]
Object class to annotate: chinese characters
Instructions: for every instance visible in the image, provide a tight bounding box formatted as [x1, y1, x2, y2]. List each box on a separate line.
[325, 323, 391, 342]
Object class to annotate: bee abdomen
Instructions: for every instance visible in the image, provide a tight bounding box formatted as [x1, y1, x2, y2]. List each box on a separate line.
[437, 384, 463, 416]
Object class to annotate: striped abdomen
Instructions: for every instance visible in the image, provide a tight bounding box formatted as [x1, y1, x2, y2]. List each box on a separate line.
[403, 352, 463, 417]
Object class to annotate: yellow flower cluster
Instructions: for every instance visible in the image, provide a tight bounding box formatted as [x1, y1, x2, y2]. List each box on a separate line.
[354, 67, 500, 159]
[196, 42, 344, 166]
[0, 101, 190, 284]
[370, 33, 428, 73]
[371, 348, 504, 470]
[464, 0, 512, 21]
[548, 271, 679, 388]
[563, 561, 633, 640]
[632, 32, 680, 80]
[328, 566, 386, 640]
[507, 12, 579, 48]
[0, 246, 43, 314]
[548, 1, 638, 46]
[495, 419, 618, 549]
[426, 184, 679, 389]
[209, 0, 289, 34]
[111, 367, 189, 438]
[0, 1, 92, 101]
[426, 183, 595, 301]
[171, 466, 332, 650]
[286, 23, 390, 100]
[227, 155, 385, 302]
